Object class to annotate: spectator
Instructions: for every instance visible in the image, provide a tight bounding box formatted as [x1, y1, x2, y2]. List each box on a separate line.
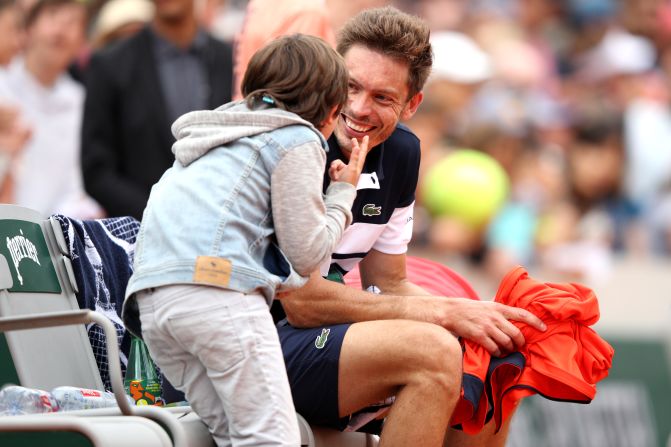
[0, 0, 101, 217]
[0, 0, 29, 202]
[538, 106, 644, 281]
[81, 0, 233, 219]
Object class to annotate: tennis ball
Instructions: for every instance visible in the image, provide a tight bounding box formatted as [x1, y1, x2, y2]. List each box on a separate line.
[421, 149, 509, 228]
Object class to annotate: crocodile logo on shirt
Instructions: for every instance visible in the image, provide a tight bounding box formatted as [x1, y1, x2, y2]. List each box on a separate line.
[362, 204, 382, 216]
[314, 328, 331, 349]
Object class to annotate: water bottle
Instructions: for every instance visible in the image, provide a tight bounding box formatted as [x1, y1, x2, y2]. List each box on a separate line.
[124, 336, 164, 406]
[51, 386, 131, 411]
[0, 385, 59, 416]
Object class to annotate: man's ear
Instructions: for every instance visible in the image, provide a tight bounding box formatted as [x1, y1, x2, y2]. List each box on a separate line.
[401, 91, 424, 121]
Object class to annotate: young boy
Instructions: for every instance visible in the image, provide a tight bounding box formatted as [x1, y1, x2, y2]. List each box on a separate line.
[122, 34, 368, 446]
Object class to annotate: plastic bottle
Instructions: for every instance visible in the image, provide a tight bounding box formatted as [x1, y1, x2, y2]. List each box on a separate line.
[124, 336, 164, 406]
[51, 386, 132, 411]
[0, 385, 59, 416]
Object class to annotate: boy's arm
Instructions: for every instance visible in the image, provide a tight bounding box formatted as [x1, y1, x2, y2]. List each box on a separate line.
[271, 143, 356, 276]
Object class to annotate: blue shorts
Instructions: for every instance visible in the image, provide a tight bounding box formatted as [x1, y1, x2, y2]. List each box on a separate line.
[277, 319, 351, 430]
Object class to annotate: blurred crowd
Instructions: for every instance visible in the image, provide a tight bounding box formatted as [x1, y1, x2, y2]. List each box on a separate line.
[400, 0, 671, 284]
[1, 0, 670, 284]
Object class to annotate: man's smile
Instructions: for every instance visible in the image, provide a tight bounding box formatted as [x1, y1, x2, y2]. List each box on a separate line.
[342, 114, 376, 136]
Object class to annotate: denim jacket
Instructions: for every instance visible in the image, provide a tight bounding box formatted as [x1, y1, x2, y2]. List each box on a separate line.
[122, 101, 356, 336]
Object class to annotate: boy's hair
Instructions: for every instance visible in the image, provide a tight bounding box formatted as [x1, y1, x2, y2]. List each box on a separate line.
[337, 6, 432, 99]
[24, 0, 89, 28]
[242, 34, 348, 129]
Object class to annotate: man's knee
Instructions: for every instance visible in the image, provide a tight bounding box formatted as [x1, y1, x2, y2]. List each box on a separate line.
[408, 325, 462, 394]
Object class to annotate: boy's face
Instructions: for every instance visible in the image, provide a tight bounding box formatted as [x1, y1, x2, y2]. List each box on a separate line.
[333, 44, 423, 159]
[0, 5, 23, 66]
[25, 3, 86, 71]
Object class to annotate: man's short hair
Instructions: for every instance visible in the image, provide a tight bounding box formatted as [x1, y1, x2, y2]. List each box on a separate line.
[242, 34, 348, 129]
[337, 6, 432, 99]
[24, 0, 88, 28]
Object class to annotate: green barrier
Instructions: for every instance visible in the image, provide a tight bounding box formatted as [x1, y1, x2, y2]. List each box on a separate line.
[508, 336, 671, 447]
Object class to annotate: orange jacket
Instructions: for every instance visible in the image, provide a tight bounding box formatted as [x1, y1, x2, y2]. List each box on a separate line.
[451, 266, 615, 434]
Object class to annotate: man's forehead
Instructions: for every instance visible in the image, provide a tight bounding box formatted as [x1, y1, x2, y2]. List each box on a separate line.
[343, 45, 411, 97]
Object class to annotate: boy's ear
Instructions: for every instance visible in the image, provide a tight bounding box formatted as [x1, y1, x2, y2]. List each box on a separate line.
[319, 106, 340, 128]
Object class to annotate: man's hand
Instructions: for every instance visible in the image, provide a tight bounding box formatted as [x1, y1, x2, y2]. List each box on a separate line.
[439, 298, 547, 357]
[328, 136, 369, 186]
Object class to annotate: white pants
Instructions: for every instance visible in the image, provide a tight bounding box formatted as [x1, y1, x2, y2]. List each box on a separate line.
[136, 285, 300, 447]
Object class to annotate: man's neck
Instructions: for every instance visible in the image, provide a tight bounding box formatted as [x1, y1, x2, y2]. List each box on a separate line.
[23, 51, 62, 88]
[152, 17, 199, 49]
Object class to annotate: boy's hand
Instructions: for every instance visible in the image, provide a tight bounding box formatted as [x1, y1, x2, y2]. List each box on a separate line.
[328, 136, 369, 187]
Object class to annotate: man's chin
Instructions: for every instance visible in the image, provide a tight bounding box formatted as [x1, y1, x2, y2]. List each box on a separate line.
[334, 128, 355, 158]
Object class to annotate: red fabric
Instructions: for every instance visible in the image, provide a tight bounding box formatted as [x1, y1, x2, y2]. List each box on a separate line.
[451, 266, 615, 433]
[344, 256, 480, 300]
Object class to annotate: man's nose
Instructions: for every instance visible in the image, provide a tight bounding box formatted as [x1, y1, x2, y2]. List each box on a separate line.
[349, 92, 372, 117]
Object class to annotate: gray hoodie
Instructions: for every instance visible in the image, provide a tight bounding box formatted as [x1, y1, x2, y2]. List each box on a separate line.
[125, 101, 356, 318]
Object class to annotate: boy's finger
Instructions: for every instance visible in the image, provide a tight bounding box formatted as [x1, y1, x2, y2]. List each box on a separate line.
[349, 139, 361, 166]
[356, 136, 369, 172]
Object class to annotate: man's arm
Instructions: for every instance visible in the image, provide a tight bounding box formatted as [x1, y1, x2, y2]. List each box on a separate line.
[281, 249, 546, 357]
[358, 247, 432, 296]
[279, 270, 440, 327]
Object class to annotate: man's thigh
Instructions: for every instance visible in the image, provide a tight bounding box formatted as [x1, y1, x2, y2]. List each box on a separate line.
[338, 319, 461, 417]
[278, 320, 351, 430]
[279, 318, 462, 430]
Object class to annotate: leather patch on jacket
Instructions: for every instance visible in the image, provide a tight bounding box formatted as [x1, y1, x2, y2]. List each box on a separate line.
[193, 256, 232, 287]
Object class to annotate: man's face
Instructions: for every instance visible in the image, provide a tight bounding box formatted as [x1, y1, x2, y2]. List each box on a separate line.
[26, 4, 86, 71]
[153, 0, 194, 23]
[334, 44, 423, 159]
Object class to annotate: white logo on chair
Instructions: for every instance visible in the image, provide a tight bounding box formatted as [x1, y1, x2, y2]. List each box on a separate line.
[6, 229, 41, 285]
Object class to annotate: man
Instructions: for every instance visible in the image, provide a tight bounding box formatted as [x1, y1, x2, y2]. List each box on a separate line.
[0, 0, 100, 218]
[81, 0, 233, 219]
[276, 7, 546, 447]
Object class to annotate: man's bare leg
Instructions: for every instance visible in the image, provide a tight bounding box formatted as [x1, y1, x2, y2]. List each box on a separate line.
[338, 320, 463, 447]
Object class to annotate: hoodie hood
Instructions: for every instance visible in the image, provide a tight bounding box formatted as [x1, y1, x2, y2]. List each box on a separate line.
[171, 101, 327, 166]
